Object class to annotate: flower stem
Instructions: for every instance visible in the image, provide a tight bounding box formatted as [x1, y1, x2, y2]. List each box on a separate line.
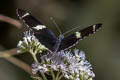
[50, 70, 55, 80]
[32, 53, 38, 62]
[58, 75, 63, 80]
[55, 71, 61, 80]
[40, 72, 48, 80]
[29, 49, 48, 80]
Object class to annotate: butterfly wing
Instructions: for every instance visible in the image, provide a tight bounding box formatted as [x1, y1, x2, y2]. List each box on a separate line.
[17, 9, 57, 51]
[58, 23, 102, 51]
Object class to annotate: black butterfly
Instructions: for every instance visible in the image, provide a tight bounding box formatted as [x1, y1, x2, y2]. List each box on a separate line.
[17, 9, 102, 52]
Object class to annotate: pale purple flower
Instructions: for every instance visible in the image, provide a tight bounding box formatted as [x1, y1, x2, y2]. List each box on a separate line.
[17, 31, 47, 54]
[31, 49, 95, 80]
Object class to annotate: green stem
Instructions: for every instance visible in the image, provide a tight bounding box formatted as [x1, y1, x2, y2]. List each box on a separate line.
[55, 71, 61, 80]
[40, 72, 48, 80]
[29, 49, 47, 80]
[58, 75, 63, 80]
[32, 53, 38, 62]
[50, 70, 55, 80]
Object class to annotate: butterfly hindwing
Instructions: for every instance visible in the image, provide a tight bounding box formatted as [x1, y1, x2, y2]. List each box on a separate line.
[58, 23, 102, 51]
[17, 9, 57, 51]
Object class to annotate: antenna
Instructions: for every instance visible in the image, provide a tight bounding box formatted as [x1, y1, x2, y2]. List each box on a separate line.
[50, 17, 62, 34]
[63, 26, 81, 35]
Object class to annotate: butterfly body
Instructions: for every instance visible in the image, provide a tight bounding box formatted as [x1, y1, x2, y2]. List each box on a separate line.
[58, 35, 64, 42]
[17, 9, 102, 52]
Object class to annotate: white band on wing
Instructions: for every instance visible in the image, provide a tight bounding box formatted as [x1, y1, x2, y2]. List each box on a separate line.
[32, 25, 46, 30]
[21, 13, 30, 18]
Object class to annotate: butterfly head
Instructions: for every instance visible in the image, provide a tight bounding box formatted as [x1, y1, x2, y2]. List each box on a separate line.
[58, 34, 64, 42]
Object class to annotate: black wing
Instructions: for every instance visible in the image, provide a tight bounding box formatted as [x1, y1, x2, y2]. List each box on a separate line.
[17, 9, 57, 51]
[58, 23, 102, 51]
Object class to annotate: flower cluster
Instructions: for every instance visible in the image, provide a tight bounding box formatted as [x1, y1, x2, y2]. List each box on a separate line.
[17, 31, 48, 54]
[17, 30, 95, 80]
[32, 49, 95, 80]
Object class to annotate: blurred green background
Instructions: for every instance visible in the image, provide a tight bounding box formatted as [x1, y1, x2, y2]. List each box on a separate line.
[0, 0, 120, 80]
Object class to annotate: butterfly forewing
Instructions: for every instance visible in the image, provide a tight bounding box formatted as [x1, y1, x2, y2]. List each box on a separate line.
[58, 23, 102, 51]
[17, 9, 57, 51]
[17, 9, 43, 27]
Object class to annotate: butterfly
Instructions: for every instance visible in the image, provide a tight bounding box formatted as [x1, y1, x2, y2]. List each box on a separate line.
[16, 9, 102, 52]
